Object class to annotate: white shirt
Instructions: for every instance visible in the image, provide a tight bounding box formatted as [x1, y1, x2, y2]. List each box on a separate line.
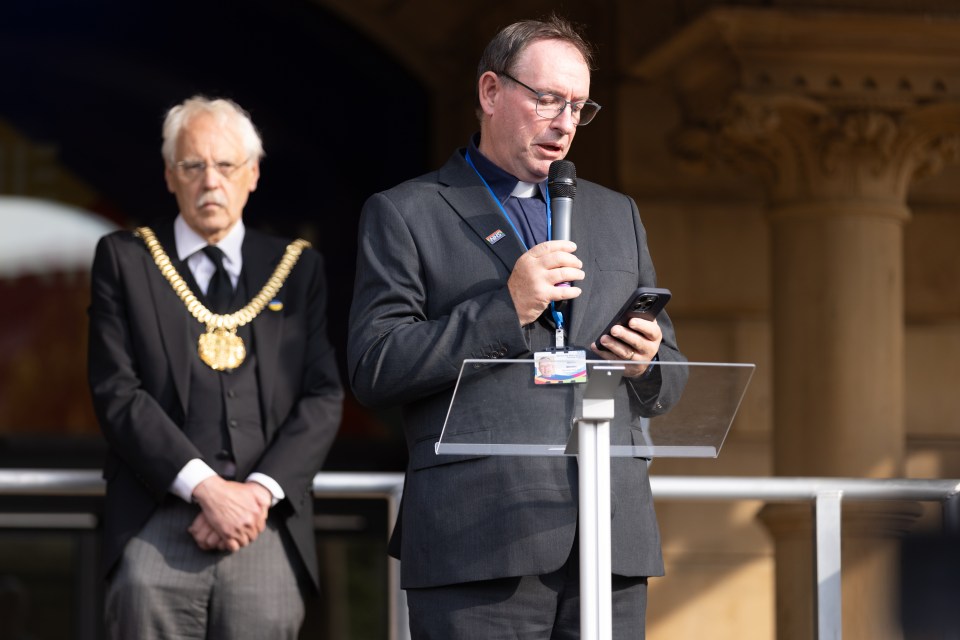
[174, 215, 244, 293]
[168, 215, 284, 506]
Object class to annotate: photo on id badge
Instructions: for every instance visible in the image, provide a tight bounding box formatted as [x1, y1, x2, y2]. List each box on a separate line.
[534, 350, 587, 385]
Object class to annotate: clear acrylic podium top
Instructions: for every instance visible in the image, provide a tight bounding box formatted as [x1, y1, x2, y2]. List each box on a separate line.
[436, 359, 754, 458]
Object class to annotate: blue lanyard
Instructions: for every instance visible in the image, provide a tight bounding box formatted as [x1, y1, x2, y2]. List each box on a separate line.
[465, 151, 566, 335]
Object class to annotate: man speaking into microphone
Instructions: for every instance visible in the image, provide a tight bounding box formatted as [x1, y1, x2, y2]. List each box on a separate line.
[348, 14, 686, 639]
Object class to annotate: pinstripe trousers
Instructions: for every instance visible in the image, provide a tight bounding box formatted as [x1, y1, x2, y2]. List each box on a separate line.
[105, 499, 305, 640]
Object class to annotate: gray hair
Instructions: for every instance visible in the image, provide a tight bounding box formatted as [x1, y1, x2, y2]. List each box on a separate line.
[161, 96, 264, 165]
[475, 15, 596, 119]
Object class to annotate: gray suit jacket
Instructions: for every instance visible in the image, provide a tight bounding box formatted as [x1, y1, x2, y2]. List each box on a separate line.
[348, 149, 686, 589]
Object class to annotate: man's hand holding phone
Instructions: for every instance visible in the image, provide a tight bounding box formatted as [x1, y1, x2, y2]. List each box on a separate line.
[590, 287, 670, 377]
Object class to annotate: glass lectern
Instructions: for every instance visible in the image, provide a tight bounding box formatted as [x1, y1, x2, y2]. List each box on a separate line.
[436, 359, 755, 640]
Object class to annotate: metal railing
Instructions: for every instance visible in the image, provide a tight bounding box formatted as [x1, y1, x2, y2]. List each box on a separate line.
[1, 470, 958, 640]
[651, 476, 960, 640]
[0, 470, 406, 640]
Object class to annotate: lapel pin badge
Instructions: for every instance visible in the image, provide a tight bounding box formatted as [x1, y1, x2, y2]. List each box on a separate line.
[485, 229, 506, 245]
[268, 298, 284, 312]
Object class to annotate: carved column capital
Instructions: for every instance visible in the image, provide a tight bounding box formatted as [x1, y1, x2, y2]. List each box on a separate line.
[672, 94, 960, 204]
[635, 7, 960, 206]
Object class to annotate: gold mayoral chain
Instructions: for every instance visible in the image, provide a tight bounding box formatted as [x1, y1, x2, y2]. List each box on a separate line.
[135, 227, 310, 372]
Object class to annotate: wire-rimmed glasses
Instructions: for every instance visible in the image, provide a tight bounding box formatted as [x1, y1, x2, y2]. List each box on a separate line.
[500, 72, 601, 126]
[174, 158, 250, 181]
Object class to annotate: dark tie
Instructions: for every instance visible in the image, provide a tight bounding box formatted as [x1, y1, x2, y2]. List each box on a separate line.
[202, 245, 233, 314]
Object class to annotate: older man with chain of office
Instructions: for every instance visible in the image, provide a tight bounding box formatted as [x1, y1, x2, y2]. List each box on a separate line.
[88, 95, 343, 639]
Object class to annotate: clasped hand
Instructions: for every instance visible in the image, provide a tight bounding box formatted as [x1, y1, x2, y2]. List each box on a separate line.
[189, 476, 272, 552]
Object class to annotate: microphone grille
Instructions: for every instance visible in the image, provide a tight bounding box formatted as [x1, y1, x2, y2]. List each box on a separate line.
[548, 160, 577, 199]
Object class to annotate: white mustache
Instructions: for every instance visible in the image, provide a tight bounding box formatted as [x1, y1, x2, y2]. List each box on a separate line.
[196, 193, 227, 208]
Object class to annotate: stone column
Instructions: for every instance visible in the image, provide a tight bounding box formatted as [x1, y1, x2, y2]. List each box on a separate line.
[634, 8, 960, 638]
[706, 93, 960, 640]
[712, 97, 951, 480]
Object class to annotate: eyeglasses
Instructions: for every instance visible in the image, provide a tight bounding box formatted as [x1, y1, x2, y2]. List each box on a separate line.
[500, 73, 601, 126]
[174, 158, 249, 180]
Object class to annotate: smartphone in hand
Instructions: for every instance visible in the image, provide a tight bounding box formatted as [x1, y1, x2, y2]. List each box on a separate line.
[594, 287, 671, 351]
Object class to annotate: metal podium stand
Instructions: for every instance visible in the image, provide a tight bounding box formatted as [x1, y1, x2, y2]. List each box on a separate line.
[436, 359, 755, 640]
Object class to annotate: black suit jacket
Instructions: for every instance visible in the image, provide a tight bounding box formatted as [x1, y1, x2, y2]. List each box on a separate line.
[348, 150, 687, 588]
[87, 220, 343, 588]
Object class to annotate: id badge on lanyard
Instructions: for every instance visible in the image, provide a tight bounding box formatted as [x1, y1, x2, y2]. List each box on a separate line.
[464, 151, 587, 385]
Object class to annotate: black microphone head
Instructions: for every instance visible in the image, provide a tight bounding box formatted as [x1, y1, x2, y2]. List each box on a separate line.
[548, 160, 577, 199]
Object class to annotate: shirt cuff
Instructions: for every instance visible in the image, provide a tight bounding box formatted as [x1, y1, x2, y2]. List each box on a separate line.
[170, 458, 218, 503]
[246, 473, 285, 507]
[639, 352, 660, 378]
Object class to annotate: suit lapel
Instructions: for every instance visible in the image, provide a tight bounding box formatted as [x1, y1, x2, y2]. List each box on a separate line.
[438, 152, 526, 272]
[242, 232, 283, 425]
[149, 221, 192, 417]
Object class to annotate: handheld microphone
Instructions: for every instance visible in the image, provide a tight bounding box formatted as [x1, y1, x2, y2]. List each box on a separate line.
[548, 161, 576, 291]
[548, 160, 576, 243]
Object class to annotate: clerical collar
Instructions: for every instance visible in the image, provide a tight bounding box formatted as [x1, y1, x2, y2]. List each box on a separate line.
[467, 133, 546, 203]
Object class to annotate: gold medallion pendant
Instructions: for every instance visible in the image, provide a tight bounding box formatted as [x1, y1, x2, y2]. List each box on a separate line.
[198, 326, 247, 371]
[135, 226, 310, 372]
